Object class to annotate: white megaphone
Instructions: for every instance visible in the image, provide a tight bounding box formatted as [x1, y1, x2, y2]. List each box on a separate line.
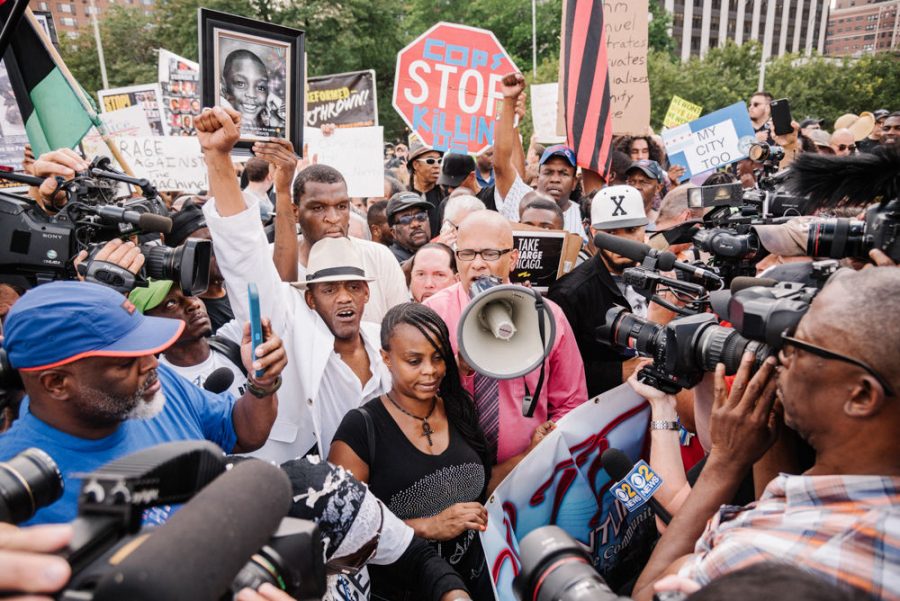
[457, 276, 556, 417]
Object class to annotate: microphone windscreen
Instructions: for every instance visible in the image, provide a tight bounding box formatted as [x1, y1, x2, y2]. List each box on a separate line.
[139, 212, 174, 234]
[203, 367, 235, 394]
[593, 232, 651, 263]
[92, 459, 291, 601]
[601, 448, 634, 483]
[656, 251, 677, 271]
[730, 276, 778, 293]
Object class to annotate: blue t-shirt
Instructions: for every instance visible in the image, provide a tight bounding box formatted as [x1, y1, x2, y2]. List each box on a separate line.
[0, 363, 238, 525]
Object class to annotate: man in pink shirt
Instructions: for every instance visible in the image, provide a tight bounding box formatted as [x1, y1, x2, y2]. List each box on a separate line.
[424, 210, 588, 485]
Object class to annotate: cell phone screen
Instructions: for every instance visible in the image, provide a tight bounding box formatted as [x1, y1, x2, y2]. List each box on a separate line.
[771, 98, 792, 136]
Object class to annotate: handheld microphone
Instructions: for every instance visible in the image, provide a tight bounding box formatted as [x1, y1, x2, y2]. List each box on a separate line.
[203, 367, 235, 394]
[594, 232, 722, 285]
[601, 448, 672, 525]
[95, 205, 173, 234]
[91, 459, 292, 601]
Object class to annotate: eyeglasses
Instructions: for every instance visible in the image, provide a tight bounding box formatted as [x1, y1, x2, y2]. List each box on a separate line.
[416, 157, 442, 165]
[394, 211, 428, 226]
[835, 144, 857, 152]
[781, 333, 895, 397]
[455, 248, 514, 262]
[882, 124, 900, 132]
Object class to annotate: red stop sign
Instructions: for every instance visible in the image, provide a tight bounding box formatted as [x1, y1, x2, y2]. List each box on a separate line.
[393, 22, 519, 154]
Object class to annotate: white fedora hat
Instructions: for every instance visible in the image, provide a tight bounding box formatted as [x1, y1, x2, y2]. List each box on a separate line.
[290, 237, 375, 289]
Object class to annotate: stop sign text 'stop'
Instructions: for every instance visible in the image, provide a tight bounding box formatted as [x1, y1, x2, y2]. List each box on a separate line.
[393, 22, 519, 155]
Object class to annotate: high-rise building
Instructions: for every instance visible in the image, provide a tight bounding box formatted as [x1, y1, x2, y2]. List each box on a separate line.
[825, 0, 900, 56]
[31, 0, 155, 39]
[664, 0, 830, 61]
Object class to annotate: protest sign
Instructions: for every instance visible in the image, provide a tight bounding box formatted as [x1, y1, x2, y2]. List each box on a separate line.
[0, 60, 28, 175]
[158, 49, 201, 136]
[530, 83, 566, 145]
[86, 136, 207, 192]
[662, 102, 757, 182]
[510, 226, 582, 292]
[393, 22, 518, 154]
[663, 95, 703, 129]
[307, 70, 378, 129]
[481, 384, 654, 599]
[605, 0, 651, 135]
[81, 105, 155, 167]
[98, 84, 165, 136]
[305, 126, 384, 198]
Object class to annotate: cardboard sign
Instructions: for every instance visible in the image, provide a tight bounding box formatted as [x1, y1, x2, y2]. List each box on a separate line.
[662, 102, 757, 181]
[85, 136, 207, 192]
[610, 459, 663, 513]
[98, 84, 165, 136]
[605, 0, 651, 135]
[510, 225, 582, 292]
[530, 83, 566, 145]
[158, 49, 201, 136]
[482, 384, 654, 598]
[663, 95, 703, 129]
[306, 69, 378, 129]
[305, 126, 384, 198]
[393, 22, 518, 154]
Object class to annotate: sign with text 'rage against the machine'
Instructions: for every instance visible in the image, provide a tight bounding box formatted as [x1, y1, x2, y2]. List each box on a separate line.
[393, 22, 518, 154]
[662, 102, 756, 181]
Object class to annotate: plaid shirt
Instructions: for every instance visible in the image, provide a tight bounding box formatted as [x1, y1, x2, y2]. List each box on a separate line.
[680, 474, 900, 600]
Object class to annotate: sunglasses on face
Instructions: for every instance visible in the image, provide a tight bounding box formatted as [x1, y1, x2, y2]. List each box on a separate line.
[836, 144, 857, 152]
[394, 211, 428, 226]
[416, 157, 442, 165]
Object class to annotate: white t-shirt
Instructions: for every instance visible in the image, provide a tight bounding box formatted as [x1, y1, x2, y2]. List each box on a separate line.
[160, 350, 246, 398]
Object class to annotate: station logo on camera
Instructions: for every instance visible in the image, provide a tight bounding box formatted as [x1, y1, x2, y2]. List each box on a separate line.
[610, 459, 663, 513]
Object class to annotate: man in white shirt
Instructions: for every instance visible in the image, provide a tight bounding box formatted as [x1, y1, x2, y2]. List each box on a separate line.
[197, 108, 392, 462]
[241, 156, 275, 220]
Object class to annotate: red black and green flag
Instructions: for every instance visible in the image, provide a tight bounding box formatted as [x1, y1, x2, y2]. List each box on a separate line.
[560, 0, 613, 179]
[1, 6, 98, 156]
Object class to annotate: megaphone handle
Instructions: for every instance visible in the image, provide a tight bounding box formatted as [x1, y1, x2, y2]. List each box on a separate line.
[522, 292, 548, 418]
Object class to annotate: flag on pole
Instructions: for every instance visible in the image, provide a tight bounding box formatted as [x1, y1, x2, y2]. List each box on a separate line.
[3, 9, 98, 156]
[559, 0, 613, 178]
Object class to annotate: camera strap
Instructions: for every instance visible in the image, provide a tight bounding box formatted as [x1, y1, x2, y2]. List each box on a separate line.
[522, 290, 547, 419]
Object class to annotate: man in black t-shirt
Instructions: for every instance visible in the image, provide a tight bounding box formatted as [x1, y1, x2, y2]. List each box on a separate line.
[407, 143, 445, 235]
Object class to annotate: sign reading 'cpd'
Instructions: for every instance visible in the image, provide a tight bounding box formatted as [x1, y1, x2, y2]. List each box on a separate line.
[393, 22, 518, 154]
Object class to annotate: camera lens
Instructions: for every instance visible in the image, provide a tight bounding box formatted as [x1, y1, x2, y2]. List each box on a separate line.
[602, 308, 667, 364]
[513, 526, 625, 601]
[142, 239, 211, 296]
[695, 326, 773, 374]
[0, 448, 64, 524]
[806, 218, 867, 259]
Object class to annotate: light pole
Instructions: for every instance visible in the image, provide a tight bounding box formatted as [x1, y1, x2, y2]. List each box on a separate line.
[89, 0, 109, 89]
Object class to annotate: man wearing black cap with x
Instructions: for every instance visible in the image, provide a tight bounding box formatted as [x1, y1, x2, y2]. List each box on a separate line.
[385, 192, 433, 263]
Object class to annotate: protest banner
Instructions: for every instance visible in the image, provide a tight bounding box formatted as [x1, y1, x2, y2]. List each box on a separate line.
[98, 84, 165, 136]
[510, 226, 582, 292]
[605, 0, 650, 134]
[0, 60, 29, 176]
[306, 69, 378, 129]
[86, 136, 207, 192]
[662, 101, 757, 181]
[393, 22, 518, 154]
[663, 95, 703, 130]
[158, 49, 201, 136]
[481, 384, 654, 599]
[305, 126, 384, 198]
[530, 83, 566, 145]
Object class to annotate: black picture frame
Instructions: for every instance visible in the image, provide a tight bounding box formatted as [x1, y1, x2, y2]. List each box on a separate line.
[199, 8, 304, 153]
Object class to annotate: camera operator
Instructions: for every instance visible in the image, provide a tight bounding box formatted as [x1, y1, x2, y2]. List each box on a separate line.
[24, 148, 89, 210]
[0, 279, 287, 525]
[632, 267, 900, 601]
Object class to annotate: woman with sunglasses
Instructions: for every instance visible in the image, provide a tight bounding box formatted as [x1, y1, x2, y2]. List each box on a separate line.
[330, 302, 493, 600]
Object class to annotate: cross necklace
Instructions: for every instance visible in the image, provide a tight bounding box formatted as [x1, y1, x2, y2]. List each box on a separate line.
[385, 392, 437, 446]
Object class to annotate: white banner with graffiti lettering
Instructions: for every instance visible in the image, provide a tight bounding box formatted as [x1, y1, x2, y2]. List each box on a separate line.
[481, 385, 654, 598]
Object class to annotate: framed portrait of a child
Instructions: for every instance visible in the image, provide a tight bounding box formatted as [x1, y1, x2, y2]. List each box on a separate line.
[199, 9, 304, 152]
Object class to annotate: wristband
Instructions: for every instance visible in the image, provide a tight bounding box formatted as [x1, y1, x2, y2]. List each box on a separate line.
[649, 420, 679, 431]
[246, 375, 282, 398]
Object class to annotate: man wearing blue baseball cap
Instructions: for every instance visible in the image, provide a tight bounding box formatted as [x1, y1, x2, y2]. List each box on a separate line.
[0, 280, 287, 525]
[625, 159, 666, 224]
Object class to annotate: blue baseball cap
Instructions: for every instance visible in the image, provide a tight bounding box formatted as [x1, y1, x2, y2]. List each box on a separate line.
[626, 159, 665, 184]
[539, 145, 577, 168]
[3, 281, 184, 371]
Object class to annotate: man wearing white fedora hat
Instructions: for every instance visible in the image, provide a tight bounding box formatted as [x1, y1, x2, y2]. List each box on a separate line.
[196, 106, 392, 462]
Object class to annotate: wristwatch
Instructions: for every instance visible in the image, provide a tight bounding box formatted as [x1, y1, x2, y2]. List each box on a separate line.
[649, 420, 680, 431]
[246, 375, 282, 398]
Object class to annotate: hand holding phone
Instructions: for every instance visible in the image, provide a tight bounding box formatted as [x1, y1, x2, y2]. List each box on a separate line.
[770, 98, 793, 137]
[248, 283, 264, 378]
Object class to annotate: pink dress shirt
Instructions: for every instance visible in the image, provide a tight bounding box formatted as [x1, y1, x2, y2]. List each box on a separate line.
[424, 282, 589, 463]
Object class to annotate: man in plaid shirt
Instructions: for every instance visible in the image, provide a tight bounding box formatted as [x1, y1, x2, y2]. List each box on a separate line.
[633, 268, 900, 601]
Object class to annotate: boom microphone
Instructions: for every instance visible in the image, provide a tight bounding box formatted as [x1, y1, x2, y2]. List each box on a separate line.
[95, 205, 173, 234]
[601, 448, 672, 525]
[594, 232, 722, 285]
[91, 459, 292, 601]
[203, 367, 235, 394]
